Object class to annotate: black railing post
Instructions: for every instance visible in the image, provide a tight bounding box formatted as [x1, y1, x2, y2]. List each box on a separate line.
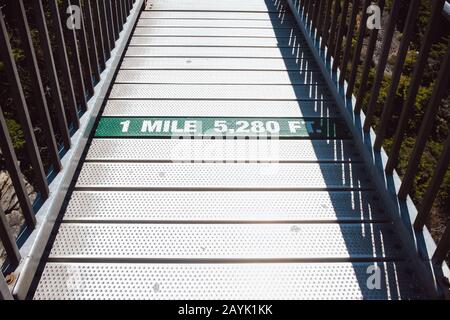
[0, 205, 21, 267]
[332, 0, 350, 70]
[48, 0, 80, 130]
[64, 0, 88, 112]
[339, 0, 359, 84]
[14, 0, 62, 172]
[0, 273, 13, 300]
[0, 108, 36, 229]
[354, 0, 385, 113]
[105, 0, 117, 49]
[82, 0, 101, 83]
[385, 0, 446, 173]
[99, 0, 112, 60]
[374, 0, 420, 150]
[433, 220, 450, 265]
[347, 0, 370, 96]
[31, 0, 71, 150]
[0, 8, 50, 200]
[414, 134, 450, 231]
[398, 40, 450, 200]
[363, 0, 400, 130]
[320, 0, 333, 50]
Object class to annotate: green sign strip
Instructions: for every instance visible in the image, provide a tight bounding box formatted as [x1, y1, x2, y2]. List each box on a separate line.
[95, 117, 350, 138]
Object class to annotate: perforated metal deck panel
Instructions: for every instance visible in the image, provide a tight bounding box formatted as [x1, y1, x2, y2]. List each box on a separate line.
[32, 0, 429, 300]
[120, 57, 319, 71]
[102, 100, 338, 117]
[48, 223, 403, 261]
[129, 36, 305, 47]
[63, 191, 385, 223]
[137, 18, 295, 28]
[126, 46, 312, 58]
[34, 263, 423, 300]
[115, 70, 325, 84]
[140, 11, 291, 20]
[75, 163, 371, 190]
[109, 84, 331, 100]
[86, 139, 358, 162]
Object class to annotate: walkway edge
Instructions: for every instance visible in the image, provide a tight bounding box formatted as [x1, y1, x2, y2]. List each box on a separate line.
[12, 0, 145, 300]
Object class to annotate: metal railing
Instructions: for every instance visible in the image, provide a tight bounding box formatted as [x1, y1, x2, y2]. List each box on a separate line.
[288, 0, 449, 267]
[0, 0, 137, 298]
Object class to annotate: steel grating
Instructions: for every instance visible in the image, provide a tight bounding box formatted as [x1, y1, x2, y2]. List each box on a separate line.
[63, 190, 385, 223]
[133, 27, 301, 38]
[129, 36, 305, 48]
[125, 46, 313, 58]
[120, 57, 318, 71]
[75, 163, 372, 190]
[102, 100, 338, 117]
[86, 139, 358, 162]
[145, 2, 287, 12]
[136, 19, 295, 28]
[109, 84, 331, 100]
[115, 70, 325, 85]
[47, 223, 403, 261]
[140, 11, 291, 20]
[33, 262, 424, 300]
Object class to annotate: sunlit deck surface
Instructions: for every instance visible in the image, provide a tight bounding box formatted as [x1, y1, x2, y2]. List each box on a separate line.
[32, 0, 428, 300]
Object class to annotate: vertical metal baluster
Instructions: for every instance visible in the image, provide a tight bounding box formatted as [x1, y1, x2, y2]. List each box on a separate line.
[116, 0, 125, 31]
[321, 0, 333, 50]
[374, 0, 420, 150]
[363, 0, 400, 130]
[121, 0, 128, 23]
[0, 10, 49, 201]
[71, 0, 94, 97]
[112, 0, 121, 38]
[332, 0, 350, 70]
[339, 0, 359, 84]
[82, 0, 101, 83]
[92, 0, 107, 70]
[414, 134, 450, 231]
[0, 205, 21, 267]
[0, 108, 36, 228]
[31, 0, 71, 149]
[398, 41, 450, 200]
[64, 0, 88, 112]
[385, 0, 446, 173]
[311, 0, 322, 30]
[105, 0, 116, 49]
[327, 0, 341, 58]
[354, 0, 385, 113]
[99, 0, 112, 60]
[315, 0, 327, 39]
[432, 221, 450, 265]
[14, 0, 61, 172]
[347, 0, 370, 96]
[0, 272, 13, 300]
[48, 0, 80, 130]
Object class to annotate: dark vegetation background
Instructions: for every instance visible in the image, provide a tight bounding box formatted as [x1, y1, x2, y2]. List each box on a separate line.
[0, 0, 449, 260]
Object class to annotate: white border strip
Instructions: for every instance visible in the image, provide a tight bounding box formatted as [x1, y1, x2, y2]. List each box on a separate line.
[12, 0, 145, 300]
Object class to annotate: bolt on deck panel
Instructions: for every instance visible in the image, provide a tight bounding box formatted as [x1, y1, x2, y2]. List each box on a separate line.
[133, 27, 302, 38]
[48, 223, 403, 261]
[125, 46, 312, 58]
[114, 70, 325, 85]
[34, 262, 424, 300]
[63, 190, 385, 223]
[140, 11, 292, 20]
[120, 57, 319, 71]
[129, 36, 306, 47]
[136, 19, 296, 28]
[102, 100, 338, 117]
[75, 163, 372, 190]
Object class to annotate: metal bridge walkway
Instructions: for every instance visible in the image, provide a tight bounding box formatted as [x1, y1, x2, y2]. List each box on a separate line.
[31, 0, 429, 299]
